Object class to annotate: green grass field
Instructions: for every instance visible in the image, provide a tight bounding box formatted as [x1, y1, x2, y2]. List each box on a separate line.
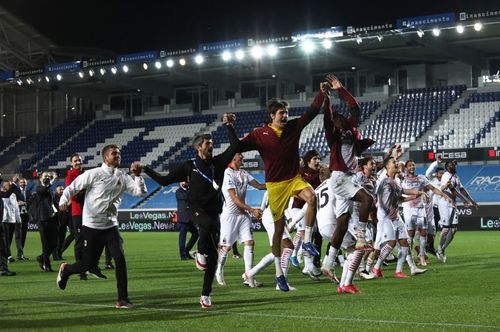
[0, 231, 499, 331]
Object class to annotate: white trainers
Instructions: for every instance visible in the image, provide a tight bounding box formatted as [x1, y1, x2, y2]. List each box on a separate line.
[321, 267, 339, 283]
[359, 270, 376, 280]
[275, 283, 296, 291]
[411, 267, 428, 275]
[195, 252, 207, 271]
[419, 256, 428, 266]
[199, 295, 212, 308]
[436, 251, 446, 263]
[215, 267, 225, 286]
[241, 272, 263, 288]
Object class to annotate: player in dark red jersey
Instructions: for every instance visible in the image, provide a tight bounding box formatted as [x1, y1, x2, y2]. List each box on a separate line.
[235, 78, 331, 291]
[321, 75, 375, 275]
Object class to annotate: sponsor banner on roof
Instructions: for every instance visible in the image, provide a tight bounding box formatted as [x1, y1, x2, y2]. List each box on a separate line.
[396, 12, 455, 29]
[159, 48, 197, 57]
[0, 70, 14, 81]
[15, 68, 44, 77]
[198, 39, 245, 52]
[46, 61, 81, 73]
[117, 50, 157, 64]
[82, 59, 116, 68]
[459, 10, 500, 21]
[291, 26, 343, 41]
[346, 23, 394, 35]
[247, 36, 290, 46]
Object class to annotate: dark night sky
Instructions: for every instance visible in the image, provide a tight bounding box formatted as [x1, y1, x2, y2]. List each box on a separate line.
[0, 0, 498, 54]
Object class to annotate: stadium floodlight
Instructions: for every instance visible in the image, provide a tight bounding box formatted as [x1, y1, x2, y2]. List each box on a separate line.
[301, 39, 316, 54]
[37, 77, 42, 82]
[322, 39, 333, 49]
[111, 66, 118, 74]
[56, 74, 62, 81]
[166, 59, 174, 68]
[122, 65, 129, 73]
[251, 45, 263, 59]
[456, 25, 465, 34]
[432, 28, 440, 36]
[194, 54, 204, 64]
[235, 49, 245, 60]
[45, 76, 50, 82]
[221, 50, 232, 61]
[267, 45, 278, 57]
[376, 35, 383, 42]
[143, 63, 148, 70]
[179, 58, 186, 66]
[16, 79, 22, 86]
[155, 61, 162, 69]
[88, 69, 95, 77]
[355, 36, 362, 44]
[474, 22, 483, 31]
[417, 29, 424, 38]
[26, 78, 33, 85]
[99, 68, 106, 75]
[78, 71, 84, 78]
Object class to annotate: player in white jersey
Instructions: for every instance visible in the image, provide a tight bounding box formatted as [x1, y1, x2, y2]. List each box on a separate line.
[353, 157, 378, 278]
[216, 153, 266, 287]
[372, 157, 428, 278]
[437, 160, 480, 262]
[242, 190, 297, 290]
[402, 160, 451, 266]
[424, 157, 445, 255]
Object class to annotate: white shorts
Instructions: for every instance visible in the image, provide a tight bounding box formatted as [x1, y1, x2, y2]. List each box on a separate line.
[262, 209, 291, 246]
[438, 203, 458, 227]
[289, 207, 306, 232]
[328, 172, 360, 218]
[319, 224, 335, 242]
[374, 216, 408, 250]
[403, 207, 427, 231]
[219, 212, 253, 246]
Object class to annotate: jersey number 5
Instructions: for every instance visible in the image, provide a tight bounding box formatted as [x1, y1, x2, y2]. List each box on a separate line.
[317, 187, 329, 209]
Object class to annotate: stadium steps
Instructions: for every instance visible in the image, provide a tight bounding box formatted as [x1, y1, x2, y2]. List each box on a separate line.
[412, 89, 473, 151]
[159, 117, 221, 171]
[135, 184, 165, 208]
[358, 95, 397, 133]
[0, 136, 26, 157]
[32, 119, 96, 168]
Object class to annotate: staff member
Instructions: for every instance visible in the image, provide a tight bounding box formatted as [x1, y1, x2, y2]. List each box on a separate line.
[138, 114, 239, 309]
[176, 181, 198, 260]
[57, 144, 147, 309]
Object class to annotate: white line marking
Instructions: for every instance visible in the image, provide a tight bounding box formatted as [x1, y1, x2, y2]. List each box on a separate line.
[27, 300, 499, 330]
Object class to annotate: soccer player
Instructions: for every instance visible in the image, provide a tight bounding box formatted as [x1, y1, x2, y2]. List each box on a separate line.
[57, 145, 147, 308]
[401, 160, 452, 266]
[425, 157, 445, 255]
[372, 157, 428, 278]
[139, 114, 239, 308]
[242, 190, 297, 291]
[216, 153, 265, 287]
[288, 150, 321, 276]
[235, 80, 330, 291]
[437, 160, 480, 262]
[321, 75, 375, 275]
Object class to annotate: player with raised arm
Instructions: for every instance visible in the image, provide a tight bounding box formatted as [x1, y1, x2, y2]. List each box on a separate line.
[235, 80, 330, 291]
[320, 75, 375, 277]
[402, 160, 452, 266]
[424, 156, 445, 255]
[437, 160, 480, 262]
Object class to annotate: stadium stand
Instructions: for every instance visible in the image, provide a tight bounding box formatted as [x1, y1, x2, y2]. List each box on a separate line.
[363, 85, 466, 151]
[423, 91, 500, 150]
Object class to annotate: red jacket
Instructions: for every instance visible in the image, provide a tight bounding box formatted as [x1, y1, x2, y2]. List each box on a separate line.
[65, 168, 83, 217]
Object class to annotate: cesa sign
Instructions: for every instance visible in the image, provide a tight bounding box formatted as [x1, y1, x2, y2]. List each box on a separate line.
[411, 147, 500, 163]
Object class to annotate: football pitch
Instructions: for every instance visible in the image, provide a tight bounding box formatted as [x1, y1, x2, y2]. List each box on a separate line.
[1, 231, 499, 331]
